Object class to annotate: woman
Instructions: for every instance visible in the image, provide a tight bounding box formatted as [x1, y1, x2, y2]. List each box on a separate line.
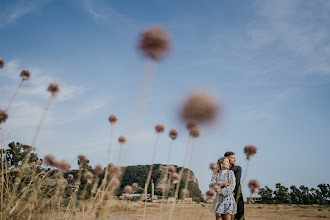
[209, 157, 237, 220]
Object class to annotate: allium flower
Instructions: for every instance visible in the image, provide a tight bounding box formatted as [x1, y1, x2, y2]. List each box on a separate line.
[132, 183, 139, 190]
[67, 174, 74, 180]
[206, 189, 215, 199]
[209, 163, 219, 173]
[0, 58, 4, 68]
[172, 172, 179, 183]
[56, 160, 71, 172]
[155, 123, 165, 133]
[20, 69, 31, 80]
[108, 114, 117, 124]
[84, 171, 94, 184]
[189, 126, 200, 138]
[186, 121, 197, 131]
[107, 163, 122, 176]
[169, 129, 178, 140]
[35, 160, 42, 165]
[168, 165, 176, 175]
[44, 154, 56, 166]
[123, 185, 133, 194]
[181, 92, 219, 124]
[78, 154, 87, 163]
[180, 189, 189, 198]
[139, 27, 170, 61]
[94, 164, 104, 175]
[118, 136, 126, 144]
[47, 83, 59, 95]
[244, 145, 257, 160]
[248, 179, 260, 194]
[0, 110, 8, 124]
[111, 178, 120, 189]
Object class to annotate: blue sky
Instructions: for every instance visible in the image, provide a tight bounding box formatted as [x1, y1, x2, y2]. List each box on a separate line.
[1, 0, 330, 199]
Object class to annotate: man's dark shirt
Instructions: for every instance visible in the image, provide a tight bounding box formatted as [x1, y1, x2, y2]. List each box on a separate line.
[230, 164, 242, 197]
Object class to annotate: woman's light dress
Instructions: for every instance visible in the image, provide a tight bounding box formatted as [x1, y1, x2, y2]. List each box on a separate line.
[209, 169, 237, 216]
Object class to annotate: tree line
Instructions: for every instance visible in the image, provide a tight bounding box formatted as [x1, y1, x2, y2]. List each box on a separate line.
[258, 183, 330, 205]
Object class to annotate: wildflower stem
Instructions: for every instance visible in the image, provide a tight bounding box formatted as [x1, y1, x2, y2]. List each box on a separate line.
[107, 124, 114, 164]
[5, 79, 23, 112]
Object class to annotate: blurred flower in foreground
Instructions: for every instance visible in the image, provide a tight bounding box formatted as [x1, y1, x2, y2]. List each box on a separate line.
[0, 110, 8, 124]
[189, 126, 200, 138]
[20, 69, 31, 81]
[123, 185, 133, 194]
[47, 83, 59, 98]
[181, 92, 219, 124]
[186, 121, 197, 131]
[248, 179, 260, 194]
[206, 189, 215, 199]
[139, 27, 170, 61]
[44, 154, 56, 167]
[84, 171, 94, 184]
[155, 123, 165, 133]
[209, 162, 219, 173]
[67, 174, 73, 180]
[172, 172, 179, 183]
[94, 164, 104, 175]
[168, 165, 176, 175]
[244, 145, 257, 160]
[78, 154, 87, 163]
[108, 114, 117, 124]
[180, 189, 189, 198]
[169, 129, 178, 140]
[56, 160, 71, 172]
[118, 136, 126, 144]
[0, 58, 4, 68]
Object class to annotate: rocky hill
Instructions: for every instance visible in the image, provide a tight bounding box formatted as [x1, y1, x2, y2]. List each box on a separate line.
[119, 164, 204, 202]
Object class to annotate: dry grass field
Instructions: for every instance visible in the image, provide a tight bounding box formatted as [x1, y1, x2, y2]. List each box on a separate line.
[102, 202, 330, 220]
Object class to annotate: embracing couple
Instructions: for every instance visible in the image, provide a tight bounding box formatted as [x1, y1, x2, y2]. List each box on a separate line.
[209, 151, 245, 220]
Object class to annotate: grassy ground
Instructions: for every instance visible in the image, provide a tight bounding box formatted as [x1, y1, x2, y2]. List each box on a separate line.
[104, 202, 330, 220]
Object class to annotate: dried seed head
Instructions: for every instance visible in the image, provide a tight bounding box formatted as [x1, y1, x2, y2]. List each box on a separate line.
[111, 178, 120, 189]
[172, 172, 179, 183]
[169, 129, 178, 140]
[78, 154, 87, 163]
[168, 165, 176, 174]
[44, 154, 56, 166]
[186, 121, 197, 131]
[244, 145, 257, 160]
[123, 185, 133, 194]
[181, 92, 219, 124]
[209, 163, 219, 173]
[67, 174, 74, 180]
[155, 123, 165, 133]
[108, 114, 117, 124]
[118, 136, 126, 144]
[132, 183, 139, 190]
[56, 160, 71, 172]
[84, 171, 94, 184]
[248, 179, 260, 193]
[180, 189, 189, 198]
[189, 126, 200, 138]
[0, 58, 4, 68]
[47, 83, 59, 96]
[20, 69, 31, 80]
[206, 189, 215, 199]
[94, 164, 104, 175]
[0, 110, 8, 124]
[139, 27, 170, 61]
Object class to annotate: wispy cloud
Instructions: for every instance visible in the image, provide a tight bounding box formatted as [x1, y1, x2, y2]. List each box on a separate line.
[247, 0, 330, 75]
[0, 0, 50, 28]
[81, 0, 131, 24]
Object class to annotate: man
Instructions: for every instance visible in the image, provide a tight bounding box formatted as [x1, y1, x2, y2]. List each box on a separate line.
[224, 151, 244, 220]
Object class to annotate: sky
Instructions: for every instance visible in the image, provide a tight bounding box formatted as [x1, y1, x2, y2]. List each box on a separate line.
[0, 0, 330, 200]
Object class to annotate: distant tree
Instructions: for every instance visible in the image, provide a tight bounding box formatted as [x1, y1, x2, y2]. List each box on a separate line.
[273, 183, 290, 204]
[317, 184, 330, 205]
[5, 142, 41, 168]
[258, 186, 273, 203]
[289, 185, 302, 204]
[299, 185, 313, 205]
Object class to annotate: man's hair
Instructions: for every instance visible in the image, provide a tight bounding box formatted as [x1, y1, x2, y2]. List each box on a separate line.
[224, 151, 235, 157]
